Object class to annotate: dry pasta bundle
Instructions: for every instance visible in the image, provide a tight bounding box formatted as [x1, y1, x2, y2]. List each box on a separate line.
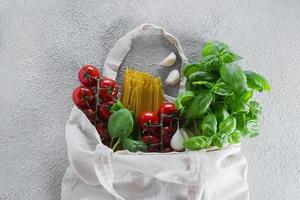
[121, 68, 164, 117]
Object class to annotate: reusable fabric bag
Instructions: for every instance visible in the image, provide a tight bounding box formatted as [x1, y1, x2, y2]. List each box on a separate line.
[61, 24, 249, 200]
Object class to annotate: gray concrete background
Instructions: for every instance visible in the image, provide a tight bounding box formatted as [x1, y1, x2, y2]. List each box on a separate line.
[0, 0, 299, 199]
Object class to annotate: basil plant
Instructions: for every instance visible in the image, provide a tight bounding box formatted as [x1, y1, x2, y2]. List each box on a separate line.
[175, 41, 270, 150]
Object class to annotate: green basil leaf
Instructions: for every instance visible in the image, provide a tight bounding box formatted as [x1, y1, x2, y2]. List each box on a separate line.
[188, 71, 217, 82]
[189, 120, 201, 135]
[185, 80, 197, 91]
[245, 71, 271, 92]
[228, 130, 241, 144]
[218, 116, 236, 134]
[121, 138, 147, 152]
[183, 63, 206, 77]
[245, 119, 259, 137]
[211, 81, 233, 96]
[202, 41, 218, 56]
[235, 114, 246, 130]
[230, 99, 250, 114]
[248, 101, 262, 118]
[236, 114, 260, 138]
[239, 90, 253, 103]
[184, 91, 213, 119]
[108, 108, 134, 140]
[110, 100, 124, 112]
[183, 136, 212, 150]
[219, 49, 241, 63]
[183, 118, 193, 129]
[220, 63, 248, 95]
[212, 133, 228, 148]
[174, 91, 195, 110]
[214, 104, 230, 123]
[202, 54, 223, 71]
[200, 113, 217, 137]
[192, 81, 214, 89]
[202, 40, 229, 57]
[202, 40, 241, 64]
[242, 119, 260, 137]
[224, 95, 235, 105]
[179, 107, 186, 119]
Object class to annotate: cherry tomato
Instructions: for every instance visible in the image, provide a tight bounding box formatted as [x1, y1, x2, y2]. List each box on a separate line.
[161, 127, 177, 145]
[78, 64, 100, 87]
[99, 78, 118, 101]
[162, 117, 178, 127]
[142, 135, 160, 145]
[98, 101, 114, 121]
[72, 86, 95, 109]
[101, 137, 111, 147]
[142, 135, 160, 152]
[147, 145, 161, 152]
[162, 125, 177, 135]
[142, 130, 159, 137]
[95, 122, 109, 139]
[159, 102, 178, 127]
[82, 108, 96, 123]
[138, 112, 160, 133]
[159, 102, 178, 117]
[161, 146, 174, 153]
[162, 133, 171, 145]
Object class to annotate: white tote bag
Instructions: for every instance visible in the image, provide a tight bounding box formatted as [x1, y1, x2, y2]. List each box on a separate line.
[61, 24, 249, 200]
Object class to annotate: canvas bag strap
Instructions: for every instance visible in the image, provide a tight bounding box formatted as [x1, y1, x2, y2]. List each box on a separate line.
[103, 23, 188, 93]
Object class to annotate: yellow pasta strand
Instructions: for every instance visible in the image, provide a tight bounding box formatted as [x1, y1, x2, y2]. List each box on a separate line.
[121, 68, 164, 117]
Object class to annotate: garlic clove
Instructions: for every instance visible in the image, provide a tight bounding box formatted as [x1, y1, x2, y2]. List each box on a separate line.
[159, 52, 176, 67]
[170, 128, 186, 151]
[179, 128, 189, 139]
[165, 69, 180, 85]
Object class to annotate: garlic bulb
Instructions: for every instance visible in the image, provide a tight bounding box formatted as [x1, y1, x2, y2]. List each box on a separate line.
[170, 128, 187, 151]
[159, 52, 176, 67]
[165, 69, 180, 85]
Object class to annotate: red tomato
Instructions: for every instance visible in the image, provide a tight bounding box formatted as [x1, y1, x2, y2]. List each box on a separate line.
[82, 108, 96, 123]
[99, 78, 118, 101]
[162, 117, 178, 127]
[101, 137, 111, 147]
[159, 102, 178, 117]
[95, 122, 109, 139]
[78, 65, 100, 87]
[161, 146, 174, 153]
[142, 135, 160, 145]
[159, 102, 179, 127]
[142, 130, 159, 137]
[72, 86, 95, 109]
[147, 145, 161, 152]
[162, 125, 177, 135]
[142, 135, 160, 152]
[162, 133, 172, 145]
[98, 101, 114, 121]
[161, 127, 177, 145]
[138, 112, 160, 132]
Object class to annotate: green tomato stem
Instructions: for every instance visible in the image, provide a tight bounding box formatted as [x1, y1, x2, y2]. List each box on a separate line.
[160, 114, 164, 151]
[84, 72, 98, 80]
[94, 77, 101, 125]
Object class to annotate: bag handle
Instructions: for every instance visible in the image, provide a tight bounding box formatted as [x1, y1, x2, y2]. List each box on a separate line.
[103, 23, 188, 93]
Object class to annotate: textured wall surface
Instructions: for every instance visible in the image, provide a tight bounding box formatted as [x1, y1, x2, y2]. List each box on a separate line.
[0, 0, 299, 199]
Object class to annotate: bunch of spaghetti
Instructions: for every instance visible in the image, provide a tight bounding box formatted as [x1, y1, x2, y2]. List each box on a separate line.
[121, 68, 164, 117]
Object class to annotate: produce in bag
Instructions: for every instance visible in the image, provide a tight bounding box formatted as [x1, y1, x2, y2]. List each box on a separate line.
[63, 24, 261, 200]
[72, 66, 179, 152]
[72, 41, 270, 153]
